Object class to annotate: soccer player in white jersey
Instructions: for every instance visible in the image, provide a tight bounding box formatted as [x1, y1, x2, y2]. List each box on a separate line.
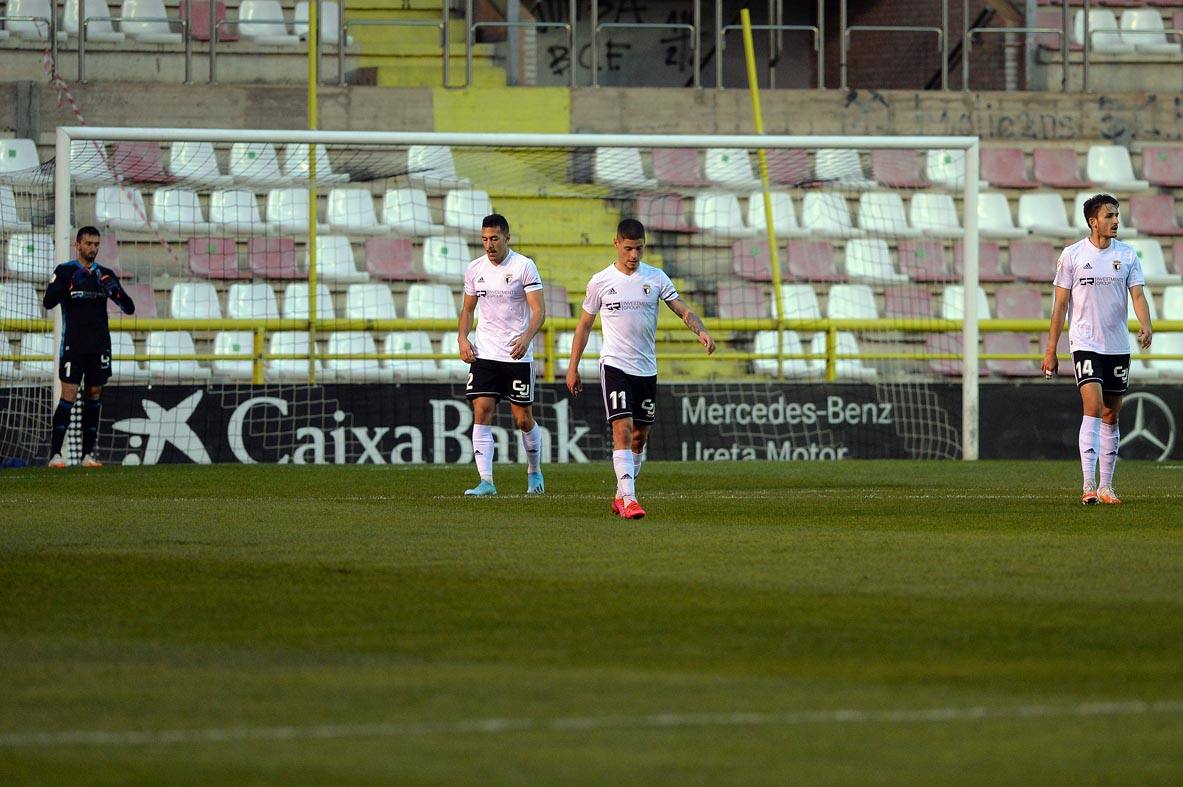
[1041, 194, 1153, 505]
[566, 219, 715, 520]
[457, 214, 547, 496]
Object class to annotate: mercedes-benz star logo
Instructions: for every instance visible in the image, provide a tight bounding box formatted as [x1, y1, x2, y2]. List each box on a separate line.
[1118, 392, 1176, 461]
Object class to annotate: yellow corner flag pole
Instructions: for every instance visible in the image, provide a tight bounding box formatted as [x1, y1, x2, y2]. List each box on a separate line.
[740, 9, 788, 377]
[306, 2, 319, 384]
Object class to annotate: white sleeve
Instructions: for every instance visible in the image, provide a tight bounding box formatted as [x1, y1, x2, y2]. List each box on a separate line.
[581, 275, 602, 315]
[463, 260, 477, 297]
[658, 270, 679, 302]
[1052, 248, 1074, 290]
[1127, 251, 1145, 289]
[521, 259, 544, 293]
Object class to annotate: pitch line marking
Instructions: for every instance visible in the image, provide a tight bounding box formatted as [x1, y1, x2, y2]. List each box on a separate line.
[1, 700, 1181, 748]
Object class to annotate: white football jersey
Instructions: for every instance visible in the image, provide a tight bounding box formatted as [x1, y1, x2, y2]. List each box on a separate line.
[463, 249, 544, 362]
[1052, 237, 1144, 354]
[581, 261, 679, 376]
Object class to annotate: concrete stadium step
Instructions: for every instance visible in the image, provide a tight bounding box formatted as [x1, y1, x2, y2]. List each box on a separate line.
[375, 64, 505, 88]
[492, 197, 621, 246]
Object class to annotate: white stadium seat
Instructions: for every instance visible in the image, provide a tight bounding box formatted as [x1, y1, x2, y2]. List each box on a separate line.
[281, 143, 348, 183]
[169, 281, 222, 320]
[404, 282, 458, 320]
[857, 192, 922, 238]
[345, 283, 397, 320]
[1017, 193, 1078, 238]
[555, 331, 602, 377]
[844, 238, 908, 283]
[110, 331, 149, 382]
[801, 192, 863, 239]
[265, 188, 320, 234]
[1086, 145, 1149, 192]
[827, 283, 879, 319]
[704, 148, 759, 188]
[229, 142, 289, 186]
[293, 0, 352, 46]
[0, 138, 42, 185]
[384, 331, 440, 381]
[443, 189, 492, 235]
[0, 186, 32, 232]
[327, 188, 384, 235]
[693, 193, 757, 238]
[325, 331, 392, 382]
[18, 333, 55, 379]
[226, 282, 280, 320]
[5, 232, 54, 281]
[0, 282, 44, 320]
[909, 193, 964, 239]
[62, 0, 124, 42]
[169, 141, 232, 186]
[815, 148, 875, 189]
[978, 192, 1027, 239]
[594, 147, 656, 189]
[95, 186, 149, 231]
[236, 0, 300, 45]
[212, 331, 255, 379]
[146, 331, 211, 381]
[421, 236, 470, 282]
[209, 189, 265, 231]
[0, 333, 20, 381]
[267, 332, 323, 380]
[811, 331, 878, 380]
[151, 188, 211, 234]
[771, 284, 822, 320]
[382, 188, 443, 237]
[752, 330, 818, 377]
[406, 145, 469, 190]
[1073, 9, 1133, 55]
[1121, 9, 1180, 56]
[941, 284, 991, 321]
[282, 282, 335, 320]
[121, 0, 181, 44]
[746, 191, 809, 238]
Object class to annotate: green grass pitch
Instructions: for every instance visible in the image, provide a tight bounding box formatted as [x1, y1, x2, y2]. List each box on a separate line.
[1, 460, 1181, 784]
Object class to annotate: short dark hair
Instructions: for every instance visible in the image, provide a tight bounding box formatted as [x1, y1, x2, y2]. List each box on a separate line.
[75, 226, 101, 242]
[616, 218, 645, 241]
[1083, 194, 1118, 227]
[481, 213, 509, 234]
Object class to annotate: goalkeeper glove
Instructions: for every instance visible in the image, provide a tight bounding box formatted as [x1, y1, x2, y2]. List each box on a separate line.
[100, 274, 119, 297]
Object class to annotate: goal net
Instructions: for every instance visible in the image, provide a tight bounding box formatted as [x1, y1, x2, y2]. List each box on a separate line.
[0, 129, 983, 466]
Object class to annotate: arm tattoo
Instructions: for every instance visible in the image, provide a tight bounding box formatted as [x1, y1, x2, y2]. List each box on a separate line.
[683, 309, 706, 337]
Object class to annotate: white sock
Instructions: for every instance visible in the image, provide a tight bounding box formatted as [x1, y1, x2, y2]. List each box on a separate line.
[472, 424, 494, 482]
[523, 424, 542, 473]
[1079, 415, 1101, 489]
[1099, 421, 1119, 489]
[632, 450, 644, 478]
[612, 449, 635, 501]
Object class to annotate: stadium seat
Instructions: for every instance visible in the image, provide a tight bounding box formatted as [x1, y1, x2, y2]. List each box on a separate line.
[827, 283, 878, 320]
[1017, 192, 1078, 238]
[731, 238, 773, 282]
[18, 333, 55, 379]
[704, 148, 760, 188]
[693, 193, 757, 238]
[1161, 284, 1183, 319]
[70, 140, 111, 186]
[226, 281, 279, 320]
[746, 191, 810, 238]
[384, 331, 440, 381]
[209, 189, 264, 231]
[771, 283, 822, 320]
[382, 188, 443, 236]
[168, 141, 232, 187]
[843, 238, 908, 283]
[181, 0, 235, 42]
[870, 149, 929, 188]
[406, 145, 469, 190]
[815, 148, 875, 189]
[404, 282, 458, 320]
[954, 240, 1012, 282]
[4, 0, 62, 40]
[293, 0, 351, 46]
[978, 192, 1028, 239]
[281, 143, 348, 183]
[110, 331, 149, 382]
[0, 282, 43, 321]
[1073, 9, 1133, 53]
[327, 188, 384, 235]
[365, 237, 422, 281]
[151, 188, 211, 234]
[421, 236, 470, 282]
[941, 284, 992, 320]
[897, 239, 952, 282]
[229, 142, 289, 186]
[308, 235, 368, 282]
[0, 138, 41, 185]
[108, 282, 156, 319]
[247, 237, 302, 279]
[765, 148, 811, 186]
[265, 188, 323, 234]
[281, 282, 334, 320]
[785, 239, 844, 282]
[801, 192, 862, 238]
[716, 283, 769, 319]
[435, 335, 468, 380]
[979, 147, 1037, 189]
[985, 333, 1041, 377]
[1039, 332, 1075, 379]
[635, 194, 692, 232]
[1072, 191, 1139, 237]
[1140, 146, 1183, 187]
[994, 284, 1043, 319]
[883, 285, 934, 319]
[1007, 239, 1058, 282]
[325, 332, 392, 382]
[1145, 328, 1181, 377]
[555, 331, 602, 377]
[1129, 194, 1183, 235]
[146, 331, 211, 381]
[212, 331, 255, 379]
[543, 283, 570, 318]
[266, 332, 322, 381]
[650, 148, 709, 187]
[925, 149, 986, 189]
[857, 192, 921, 238]
[236, 0, 299, 45]
[443, 189, 492, 236]
[0, 186, 32, 232]
[1120, 8, 1180, 55]
[909, 193, 963, 238]
[1125, 238, 1182, 286]
[594, 147, 656, 189]
[1032, 147, 1089, 189]
[926, 333, 966, 377]
[94, 186, 149, 231]
[752, 330, 818, 377]
[121, 0, 182, 43]
[112, 141, 171, 186]
[169, 281, 222, 320]
[62, 0, 124, 42]
[0, 334, 20, 381]
[1086, 145, 1149, 191]
[345, 282, 397, 320]
[811, 331, 878, 380]
[5, 232, 54, 280]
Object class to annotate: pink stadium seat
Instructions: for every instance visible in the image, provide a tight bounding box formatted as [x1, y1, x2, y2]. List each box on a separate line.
[1173, 239, 1183, 275]
[1033, 147, 1089, 188]
[188, 237, 246, 279]
[1129, 194, 1183, 235]
[635, 193, 692, 232]
[785, 239, 844, 282]
[181, 0, 237, 41]
[112, 141, 173, 184]
[543, 283, 570, 318]
[985, 333, 1041, 377]
[927, 333, 965, 377]
[1140, 146, 1183, 187]
[883, 285, 934, 319]
[994, 284, 1043, 319]
[870, 149, 929, 188]
[1039, 332, 1076, 378]
[732, 238, 773, 281]
[94, 229, 121, 270]
[980, 148, 1037, 189]
[364, 237, 422, 281]
[650, 149, 709, 188]
[954, 240, 1013, 282]
[717, 283, 769, 319]
[1035, 10, 1081, 51]
[1008, 239, 1058, 281]
[897, 239, 952, 282]
[108, 282, 157, 319]
[247, 237, 302, 279]
[765, 149, 812, 186]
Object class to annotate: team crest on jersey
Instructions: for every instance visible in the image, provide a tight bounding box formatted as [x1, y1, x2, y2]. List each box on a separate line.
[505, 274, 512, 284]
[1113, 260, 1122, 271]
[643, 284, 652, 296]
